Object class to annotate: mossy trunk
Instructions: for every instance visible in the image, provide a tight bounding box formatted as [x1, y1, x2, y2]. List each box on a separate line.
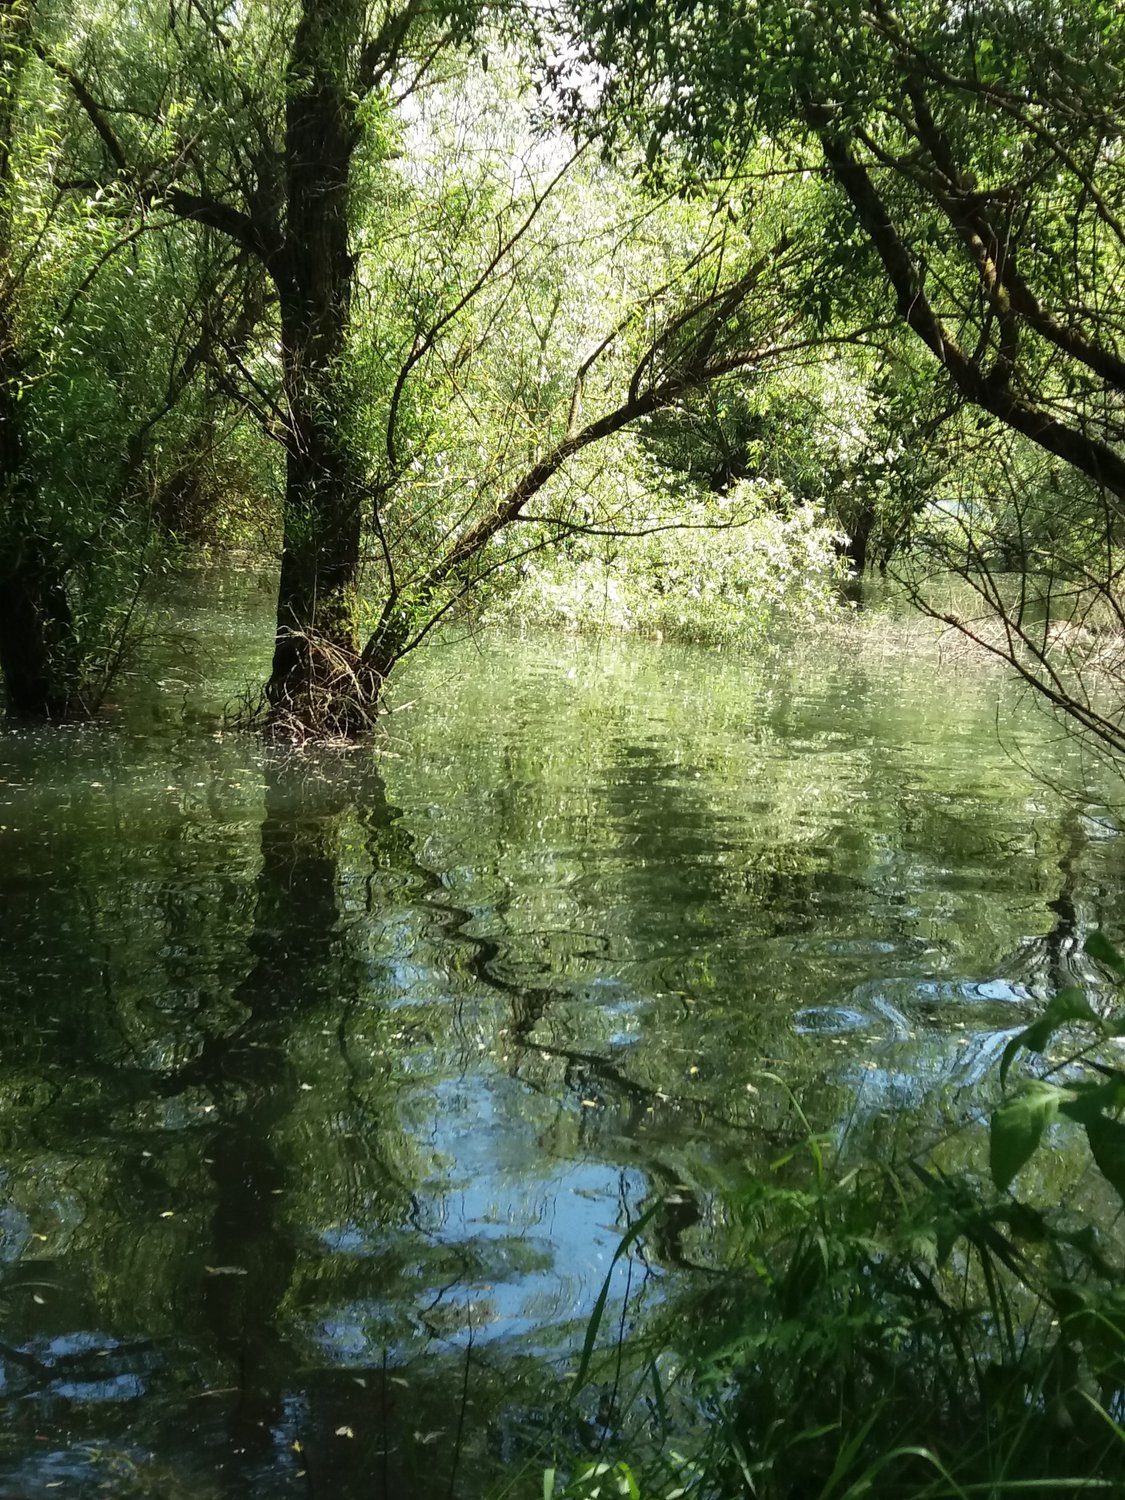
[841, 504, 874, 576]
[0, 525, 78, 717]
[265, 0, 373, 733]
[0, 296, 78, 719]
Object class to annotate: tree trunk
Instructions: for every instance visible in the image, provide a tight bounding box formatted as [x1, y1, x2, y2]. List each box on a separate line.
[0, 0, 79, 718]
[0, 515, 77, 716]
[840, 504, 874, 576]
[0, 291, 78, 717]
[266, 0, 373, 732]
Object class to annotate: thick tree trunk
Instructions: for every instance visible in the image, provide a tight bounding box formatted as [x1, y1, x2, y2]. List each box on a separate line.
[266, 0, 373, 732]
[0, 521, 77, 717]
[839, 504, 874, 576]
[0, 272, 76, 717]
[268, 380, 370, 721]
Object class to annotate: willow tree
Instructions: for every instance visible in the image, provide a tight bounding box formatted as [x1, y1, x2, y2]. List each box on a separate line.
[39, 1, 829, 732]
[0, 0, 74, 713]
[568, 0, 1125, 496]
[1, 0, 251, 716]
[567, 0, 1125, 751]
[33, 0, 434, 722]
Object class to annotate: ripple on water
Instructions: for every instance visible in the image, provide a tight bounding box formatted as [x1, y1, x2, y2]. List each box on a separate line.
[795, 975, 1035, 1042]
[1, 607, 1121, 1496]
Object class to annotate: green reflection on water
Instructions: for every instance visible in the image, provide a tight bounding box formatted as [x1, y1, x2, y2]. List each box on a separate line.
[0, 574, 1119, 1496]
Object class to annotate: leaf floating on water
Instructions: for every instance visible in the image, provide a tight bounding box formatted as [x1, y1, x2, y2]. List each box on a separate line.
[335, 1425, 355, 1439]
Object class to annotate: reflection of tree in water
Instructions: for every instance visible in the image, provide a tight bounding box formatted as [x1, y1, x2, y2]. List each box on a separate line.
[4, 656, 1121, 1494]
[0, 756, 538, 1498]
[463, 731, 1123, 1283]
[1018, 809, 1103, 996]
[159, 756, 500, 1498]
[188, 755, 370, 1481]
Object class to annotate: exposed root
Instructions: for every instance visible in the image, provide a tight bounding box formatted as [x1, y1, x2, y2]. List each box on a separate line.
[229, 630, 383, 743]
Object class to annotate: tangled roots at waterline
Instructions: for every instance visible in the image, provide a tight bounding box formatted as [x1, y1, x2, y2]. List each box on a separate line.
[232, 631, 382, 742]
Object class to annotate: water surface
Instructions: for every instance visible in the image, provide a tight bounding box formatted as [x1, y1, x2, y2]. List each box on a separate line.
[0, 577, 1119, 1496]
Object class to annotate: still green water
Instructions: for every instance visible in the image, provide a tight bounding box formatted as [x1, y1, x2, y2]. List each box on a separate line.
[0, 574, 1119, 1497]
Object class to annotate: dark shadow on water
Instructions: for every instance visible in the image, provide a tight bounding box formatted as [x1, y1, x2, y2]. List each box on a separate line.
[0, 756, 565, 1499]
[3, 607, 1125, 1497]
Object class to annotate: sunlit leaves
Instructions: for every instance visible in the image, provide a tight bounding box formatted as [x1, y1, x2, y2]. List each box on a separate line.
[991, 931, 1125, 1201]
[998, 984, 1101, 1087]
[990, 1080, 1065, 1191]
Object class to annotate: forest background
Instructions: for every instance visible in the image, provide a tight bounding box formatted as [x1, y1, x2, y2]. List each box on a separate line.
[1, 0, 1121, 749]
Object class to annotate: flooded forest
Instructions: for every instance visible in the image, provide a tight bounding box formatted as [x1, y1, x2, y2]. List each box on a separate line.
[1, 3, 1124, 1498]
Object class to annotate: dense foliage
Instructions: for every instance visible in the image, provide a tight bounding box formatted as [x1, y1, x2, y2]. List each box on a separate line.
[561, 0, 1125, 744]
[2, 0, 1121, 745]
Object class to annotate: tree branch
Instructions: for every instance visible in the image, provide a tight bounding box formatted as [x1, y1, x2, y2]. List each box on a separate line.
[36, 40, 266, 258]
[811, 108, 1125, 504]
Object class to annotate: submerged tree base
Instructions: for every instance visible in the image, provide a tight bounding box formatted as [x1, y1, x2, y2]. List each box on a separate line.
[240, 629, 384, 742]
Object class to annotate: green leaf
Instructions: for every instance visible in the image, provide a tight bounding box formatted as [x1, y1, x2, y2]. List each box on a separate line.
[1057, 1076, 1125, 1124]
[569, 1201, 661, 1400]
[1085, 1113, 1125, 1206]
[1085, 929, 1125, 977]
[990, 1083, 1065, 1190]
[999, 986, 1101, 1087]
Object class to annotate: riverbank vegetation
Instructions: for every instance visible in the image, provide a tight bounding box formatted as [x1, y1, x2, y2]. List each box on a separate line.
[2, 2, 1124, 1496]
[532, 970, 1125, 1499]
[1, 0, 1119, 744]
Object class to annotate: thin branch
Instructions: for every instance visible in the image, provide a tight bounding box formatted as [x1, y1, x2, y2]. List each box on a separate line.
[38, 40, 266, 257]
[384, 142, 589, 468]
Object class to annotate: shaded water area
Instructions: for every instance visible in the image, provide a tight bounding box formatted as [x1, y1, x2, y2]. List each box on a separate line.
[0, 573, 1122, 1497]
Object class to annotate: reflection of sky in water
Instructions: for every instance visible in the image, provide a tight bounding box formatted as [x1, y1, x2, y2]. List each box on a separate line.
[308, 1177, 649, 1361]
[0, 1331, 154, 1409]
[310, 1063, 653, 1356]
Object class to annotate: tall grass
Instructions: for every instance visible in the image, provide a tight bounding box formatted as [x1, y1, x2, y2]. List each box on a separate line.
[513, 1068, 1125, 1500]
